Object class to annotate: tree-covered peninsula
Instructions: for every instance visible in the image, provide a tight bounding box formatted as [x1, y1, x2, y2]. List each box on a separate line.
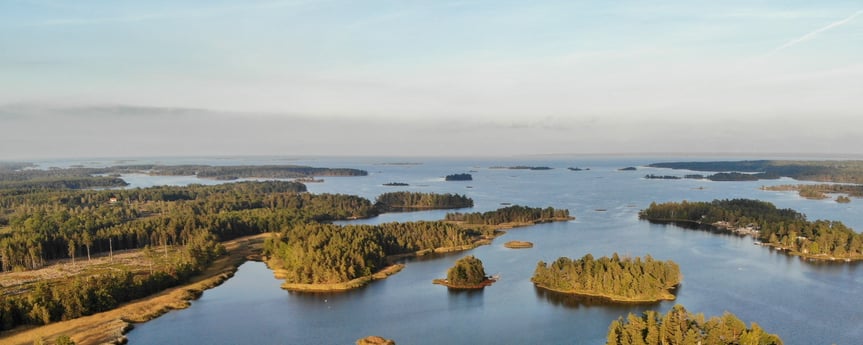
[373, 192, 473, 212]
[640, 199, 863, 261]
[433, 255, 494, 289]
[606, 304, 783, 345]
[532, 254, 681, 303]
[762, 184, 863, 200]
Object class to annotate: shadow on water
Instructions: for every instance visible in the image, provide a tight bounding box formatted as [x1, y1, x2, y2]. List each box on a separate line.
[533, 286, 666, 310]
[447, 288, 484, 311]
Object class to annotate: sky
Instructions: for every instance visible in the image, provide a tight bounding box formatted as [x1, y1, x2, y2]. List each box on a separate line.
[1, 0, 862, 159]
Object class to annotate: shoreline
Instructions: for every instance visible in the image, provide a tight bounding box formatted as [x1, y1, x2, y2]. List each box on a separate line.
[532, 283, 677, 303]
[432, 277, 496, 289]
[645, 218, 863, 262]
[1, 233, 270, 345]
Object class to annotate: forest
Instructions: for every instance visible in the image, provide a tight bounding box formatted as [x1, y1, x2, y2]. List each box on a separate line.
[648, 160, 863, 183]
[444, 205, 572, 225]
[639, 199, 863, 259]
[373, 192, 473, 212]
[531, 254, 681, 302]
[263, 221, 492, 285]
[606, 304, 783, 345]
[0, 178, 504, 331]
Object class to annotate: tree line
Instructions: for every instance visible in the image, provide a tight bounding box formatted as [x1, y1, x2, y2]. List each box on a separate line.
[445, 205, 571, 225]
[531, 253, 681, 302]
[639, 199, 863, 259]
[607, 304, 783, 345]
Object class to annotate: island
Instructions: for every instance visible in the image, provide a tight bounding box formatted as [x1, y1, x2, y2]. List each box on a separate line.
[607, 305, 783, 345]
[503, 240, 533, 249]
[640, 199, 863, 261]
[837, 195, 852, 203]
[618, 167, 637, 171]
[433, 255, 495, 289]
[532, 253, 681, 303]
[373, 191, 473, 212]
[644, 174, 681, 180]
[357, 336, 396, 345]
[490, 166, 553, 170]
[445, 205, 573, 225]
[649, 160, 863, 183]
[567, 167, 584, 171]
[382, 182, 409, 186]
[445, 173, 473, 181]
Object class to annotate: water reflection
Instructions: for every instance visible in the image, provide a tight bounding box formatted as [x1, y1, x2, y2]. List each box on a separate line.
[533, 286, 664, 310]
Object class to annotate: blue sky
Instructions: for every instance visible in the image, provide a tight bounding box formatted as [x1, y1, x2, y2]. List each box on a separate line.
[1, 1, 862, 158]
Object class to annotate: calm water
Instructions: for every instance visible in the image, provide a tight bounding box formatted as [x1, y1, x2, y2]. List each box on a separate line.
[109, 157, 863, 344]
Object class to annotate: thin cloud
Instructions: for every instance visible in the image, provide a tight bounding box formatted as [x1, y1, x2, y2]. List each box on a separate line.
[22, 0, 320, 27]
[771, 9, 863, 54]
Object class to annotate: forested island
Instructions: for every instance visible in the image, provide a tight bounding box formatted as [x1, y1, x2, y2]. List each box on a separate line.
[489, 166, 552, 170]
[644, 174, 680, 180]
[445, 205, 573, 225]
[444, 173, 472, 181]
[649, 160, 863, 183]
[762, 184, 862, 200]
[640, 199, 863, 261]
[433, 255, 494, 289]
[382, 182, 409, 186]
[606, 304, 783, 345]
[265, 204, 572, 291]
[373, 192, 473, 212]
[531, 254, 681, 303]
[618, 167, 637, 171]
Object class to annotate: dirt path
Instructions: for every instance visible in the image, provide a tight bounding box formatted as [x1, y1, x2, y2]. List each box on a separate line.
[0, 233, 269, 345]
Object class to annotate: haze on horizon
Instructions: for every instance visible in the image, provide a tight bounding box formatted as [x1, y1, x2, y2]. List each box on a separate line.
[1, 1, 862, 160]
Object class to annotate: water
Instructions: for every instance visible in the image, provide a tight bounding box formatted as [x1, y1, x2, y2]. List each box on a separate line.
[112, 157, 863, 344]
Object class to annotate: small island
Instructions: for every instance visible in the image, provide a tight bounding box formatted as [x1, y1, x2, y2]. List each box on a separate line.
[357, 336, 396, 345]
[607, 305, 783, 345]
[433, 255, 496, 289]
[567, 167, 584, 171]
[532, 253, 681, 303]
[504, 240, 533, 249]
[644, 174, 681, 180]
[618, 167, 637, 171]
[374, 191, 473, 212]
[837, 195, 852, 203]
[382, 182, 409, 186]
[445, 173, 473, 181]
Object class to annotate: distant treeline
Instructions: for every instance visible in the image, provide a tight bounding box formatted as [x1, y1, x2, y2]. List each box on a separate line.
[445, 205, 571, 225]
[263, 221, 491, 284]
[649, 160, 863, 183]
[640, 199, 863, 259]
[0, 164, 368, 190]
[532, 254, 680, 302]
[607, 304, 783, 345]
[374, 192, 473, 212]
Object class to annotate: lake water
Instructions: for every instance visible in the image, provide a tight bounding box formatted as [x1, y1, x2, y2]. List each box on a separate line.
[109, 157, 863, 344]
